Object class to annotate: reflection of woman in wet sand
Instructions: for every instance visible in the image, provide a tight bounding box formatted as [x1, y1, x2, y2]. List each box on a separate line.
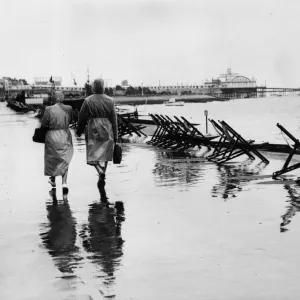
[81, 201, 125, 293]
[40, 197, 79, 274]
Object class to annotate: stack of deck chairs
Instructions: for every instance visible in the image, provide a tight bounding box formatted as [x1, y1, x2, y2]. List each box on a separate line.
[147, 113, 270, 165]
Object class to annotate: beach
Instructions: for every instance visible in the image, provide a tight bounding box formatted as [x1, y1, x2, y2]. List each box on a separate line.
[1, 96, 300, 299]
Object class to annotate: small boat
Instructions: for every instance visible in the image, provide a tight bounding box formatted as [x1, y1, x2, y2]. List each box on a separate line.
[164, 98, 184, 106]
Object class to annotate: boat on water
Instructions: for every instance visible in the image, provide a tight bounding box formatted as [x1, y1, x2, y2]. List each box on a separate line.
[164, 98, 184, 106]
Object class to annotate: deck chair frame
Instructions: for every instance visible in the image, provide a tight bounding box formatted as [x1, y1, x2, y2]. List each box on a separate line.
[207, 119, 269, 164]
[272, 123, 300, 178]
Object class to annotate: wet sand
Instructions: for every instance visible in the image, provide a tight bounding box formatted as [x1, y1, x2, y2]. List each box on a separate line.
[1, 102, 300, 299]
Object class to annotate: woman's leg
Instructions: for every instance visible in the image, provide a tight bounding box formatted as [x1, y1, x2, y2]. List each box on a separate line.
[48, 176, 56, 187]
[94, 162, 108, 175]
[62, 168, 68, 185]
[102, 161, 108, 173]
[62, 169, 69, 195]
[95, 162, 109, 202]
[94, 163, 104, 176]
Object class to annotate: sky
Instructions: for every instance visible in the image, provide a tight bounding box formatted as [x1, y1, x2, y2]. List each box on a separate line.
[0, 0, 300, 87]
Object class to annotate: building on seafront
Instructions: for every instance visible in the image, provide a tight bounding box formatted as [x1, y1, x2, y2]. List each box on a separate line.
[141, 69, 257, 98]
[205, 68, 258, 99]
[0, 76, 85, 101]
[0, 69, 261, 101]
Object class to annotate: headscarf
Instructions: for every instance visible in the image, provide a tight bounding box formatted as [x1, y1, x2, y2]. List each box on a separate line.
[53, 91, 64, 103]
[92, 78, 105, 94]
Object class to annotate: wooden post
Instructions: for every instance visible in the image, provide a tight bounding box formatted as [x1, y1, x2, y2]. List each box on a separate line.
[204, 110, 208, 134]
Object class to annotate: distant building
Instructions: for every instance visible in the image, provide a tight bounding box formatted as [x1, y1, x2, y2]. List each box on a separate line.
[146, 84, 209, 95]
[121, 80, 128, 86]
[204, 68, 256, 88]
[34, 77, 62, 86]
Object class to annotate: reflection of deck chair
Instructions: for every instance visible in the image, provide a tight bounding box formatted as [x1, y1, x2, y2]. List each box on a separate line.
[117, 114, 147, 138]
[207, 119, 269, 164]
[273, 123, 300, 178]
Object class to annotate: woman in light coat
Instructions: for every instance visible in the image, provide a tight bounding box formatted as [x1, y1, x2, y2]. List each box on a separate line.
[41, 91, 74, 195]
[76, 78, 118, 203]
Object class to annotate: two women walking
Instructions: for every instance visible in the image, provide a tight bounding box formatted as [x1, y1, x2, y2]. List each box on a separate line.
[42, 79, 118, 203]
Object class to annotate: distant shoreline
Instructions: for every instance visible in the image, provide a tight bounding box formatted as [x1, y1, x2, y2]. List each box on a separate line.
[112, 94, 225, 105]
[60, 94, 226, 110]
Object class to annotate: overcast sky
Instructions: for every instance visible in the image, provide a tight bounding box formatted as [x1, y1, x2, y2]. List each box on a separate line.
[0, 0, 299, 87]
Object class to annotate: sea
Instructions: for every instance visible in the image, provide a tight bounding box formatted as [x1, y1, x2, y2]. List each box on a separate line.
[1, 95, 300, 300]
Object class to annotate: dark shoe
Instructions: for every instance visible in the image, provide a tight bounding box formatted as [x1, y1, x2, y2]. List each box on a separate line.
[49, 188, 57, 204]
[63, 187, 69, 195]
[101, 196, 111, 206]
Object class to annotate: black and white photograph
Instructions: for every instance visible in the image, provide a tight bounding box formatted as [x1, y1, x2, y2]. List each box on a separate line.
[1, 0, 300, 299]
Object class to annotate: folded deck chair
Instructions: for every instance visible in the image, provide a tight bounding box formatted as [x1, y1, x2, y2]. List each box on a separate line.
[163, 115, 196, 150]
[273, 123, 300, 178]
[207, 119, 269, 164]
[117, 114, 147, 138]
[146, 114, 160, 144]
[180, 116, 218, 150]
[157, 115, 185, 149]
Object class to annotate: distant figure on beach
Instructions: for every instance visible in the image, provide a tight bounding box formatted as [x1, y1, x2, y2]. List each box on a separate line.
[41, 91, 74, 195]
[76, 78, 118, 204]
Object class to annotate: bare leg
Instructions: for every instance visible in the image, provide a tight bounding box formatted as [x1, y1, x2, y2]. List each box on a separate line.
[62, 169, 69, 185]
[95, 162, 109, 203]
[49, 176, 56, 188]
[94, 163, 104, 176]
[102, 161, 108, 173]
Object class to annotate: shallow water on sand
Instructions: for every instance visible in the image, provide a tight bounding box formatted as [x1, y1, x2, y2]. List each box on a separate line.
[1, 97, 300, 299]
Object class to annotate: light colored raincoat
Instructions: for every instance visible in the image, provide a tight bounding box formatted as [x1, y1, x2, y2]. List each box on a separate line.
[41, 103, 74, 176]
[77, 94, 118, 165]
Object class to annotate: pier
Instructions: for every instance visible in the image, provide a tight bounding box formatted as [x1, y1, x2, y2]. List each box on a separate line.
[257, 87, 300, 97]
[214, 86, 300, 99]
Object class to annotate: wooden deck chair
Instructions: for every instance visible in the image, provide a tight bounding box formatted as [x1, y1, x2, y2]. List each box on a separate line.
[164, 115, 191, 150]
[154, 115, 178, 148]
[273, 123, 300, 178]
[172, 116, 202, 150]
[208, 120, 269, 164]
[117, 114, 147, 138]
[207, 119, 228, 160]
[180, 116, 217, 150]
[148, 114, 170, 147]
[161, 115, 192, 150]
[147, 113, 163, 145]
[156, 115, 180, 149]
